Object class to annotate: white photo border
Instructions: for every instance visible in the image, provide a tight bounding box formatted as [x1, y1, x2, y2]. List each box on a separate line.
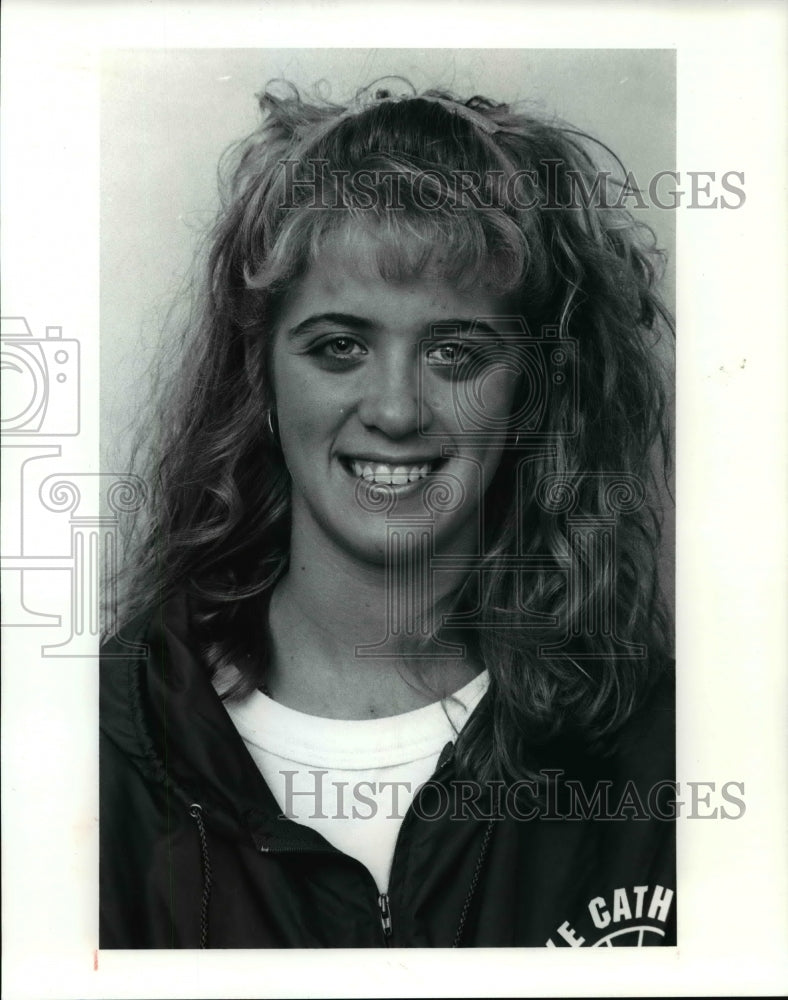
[2, 2, 786, 998]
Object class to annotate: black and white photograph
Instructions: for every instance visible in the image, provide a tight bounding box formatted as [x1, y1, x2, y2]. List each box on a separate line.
[98, 48, 677, 951]
[2, 2, 786, 997]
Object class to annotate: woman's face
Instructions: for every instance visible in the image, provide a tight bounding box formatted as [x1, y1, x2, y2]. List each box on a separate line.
[271, 229, 521, 565]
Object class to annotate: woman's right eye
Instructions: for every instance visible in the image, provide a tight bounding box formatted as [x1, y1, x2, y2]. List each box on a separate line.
[310, 336, 367, 367]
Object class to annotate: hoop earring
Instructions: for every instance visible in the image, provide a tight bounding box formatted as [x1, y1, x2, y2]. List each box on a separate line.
[265, 408, 279, 444]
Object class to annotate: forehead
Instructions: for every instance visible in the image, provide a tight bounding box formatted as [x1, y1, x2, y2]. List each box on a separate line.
[277, 227, 516, 327]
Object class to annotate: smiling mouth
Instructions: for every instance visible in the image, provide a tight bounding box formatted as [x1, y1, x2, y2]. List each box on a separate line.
[344, 458, 445, 486]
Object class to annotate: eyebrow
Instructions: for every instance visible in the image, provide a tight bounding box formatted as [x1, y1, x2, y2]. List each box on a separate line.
[285, 313, 377, 340]
[285, 312, 504, 340]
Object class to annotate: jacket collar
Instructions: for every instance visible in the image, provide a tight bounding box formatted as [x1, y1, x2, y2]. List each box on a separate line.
[100, 594, 337, 851]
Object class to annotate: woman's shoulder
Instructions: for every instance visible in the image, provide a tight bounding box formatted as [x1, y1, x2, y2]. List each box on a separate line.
[626, 657, 675, 741]
[609, 657, 676, 783]
[99, 593, 197, 740]
[101, 591, 192, 657]
[541, 657, 675, 789]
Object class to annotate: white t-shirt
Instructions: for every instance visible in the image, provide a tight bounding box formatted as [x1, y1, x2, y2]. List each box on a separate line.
[219, 671, 489, 894]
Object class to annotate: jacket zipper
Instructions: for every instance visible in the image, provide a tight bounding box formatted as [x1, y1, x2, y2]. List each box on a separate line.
[252, 743, 459, 946]
[255, 838, 394, 944]
[377, 892, 392, 942]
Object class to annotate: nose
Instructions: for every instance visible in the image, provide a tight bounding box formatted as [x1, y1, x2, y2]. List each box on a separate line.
[357, 352, 430, 438]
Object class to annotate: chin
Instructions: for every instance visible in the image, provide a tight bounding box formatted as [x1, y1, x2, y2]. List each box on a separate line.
[329, 521, 397, 567]
[336, 512, 477, 569]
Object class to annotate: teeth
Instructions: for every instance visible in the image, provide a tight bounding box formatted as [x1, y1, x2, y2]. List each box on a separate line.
[349, 460, 435, 485]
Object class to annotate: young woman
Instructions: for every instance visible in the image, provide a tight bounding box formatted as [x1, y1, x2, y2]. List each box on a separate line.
[100, 82, 675, 948]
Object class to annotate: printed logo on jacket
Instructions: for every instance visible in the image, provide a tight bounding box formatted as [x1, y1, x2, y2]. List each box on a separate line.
[546, 884, 674, 947]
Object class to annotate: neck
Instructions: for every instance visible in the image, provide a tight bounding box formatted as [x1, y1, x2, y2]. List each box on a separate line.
[266, 518, 480, 716]
[280, 524, 470, 653]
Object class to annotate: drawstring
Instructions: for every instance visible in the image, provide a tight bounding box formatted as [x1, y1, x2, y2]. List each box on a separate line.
[453, 818, 495, 947]
[187, 796, 490, 947]
[188, 804, 212, 948]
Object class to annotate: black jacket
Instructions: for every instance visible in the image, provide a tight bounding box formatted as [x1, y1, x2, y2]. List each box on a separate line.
[100, 597, 676, 948]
